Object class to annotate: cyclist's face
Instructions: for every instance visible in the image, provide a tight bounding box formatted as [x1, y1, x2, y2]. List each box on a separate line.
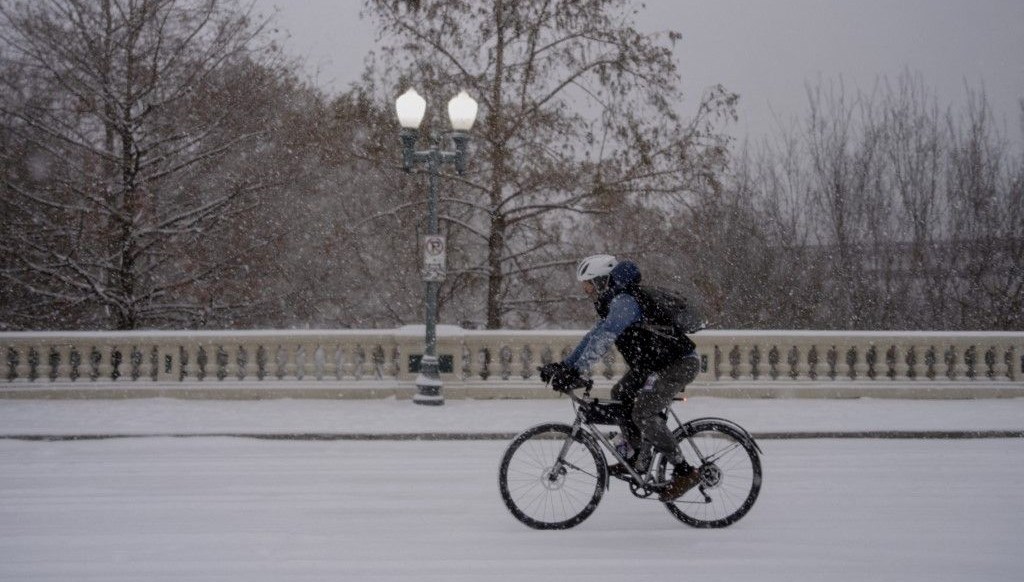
[581, 280, 597, 300]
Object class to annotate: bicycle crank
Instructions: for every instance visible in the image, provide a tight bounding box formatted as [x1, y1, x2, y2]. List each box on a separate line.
[628, 480, 657, 499]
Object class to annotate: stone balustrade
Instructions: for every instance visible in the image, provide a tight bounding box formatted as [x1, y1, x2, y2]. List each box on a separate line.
[2, 327, 1022, 398]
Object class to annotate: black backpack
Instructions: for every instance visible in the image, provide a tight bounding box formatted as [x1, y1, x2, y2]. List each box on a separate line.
[632, 285, 707, 338]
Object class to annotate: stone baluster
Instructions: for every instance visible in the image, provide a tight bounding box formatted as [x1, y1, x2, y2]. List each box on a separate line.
[518, 342, 532, 380]
[295, 342, 314, 380]
[156, 343, 178, 382]
[888, 344, 905, 379]
[536, 342, 552, 379]
[34, 344, 53, 382]
[910, 344, 928, 380]
[951, 343, 969, 380]
[383, 343, 399, 379]
[344, 343, 358, 380]
[220, 343, 239, 381]
[281, 343, 299, 380]
[355, 344, 369, 379]
[493, 344, 507, 380]
[508, 344, 519, 380]
[824, 344, 839, 380]
[736, 345, 753, 380]
[834, 344, 850, 380]
[482, 342, 496, 380]
[133, 345, 150, 381]
[96, 344, 116, 381]
[481, 342, 497, 381]
[322, 344, 339, 380]
[539, 342, 554, 379]
[55, 344, 74, 382]
[300, 342, 316, 379]
[318, 342, 333, 380]
[517, 343, 533, 380]
[183, 344, 201, 381]
[290, 343, 305, 380]
[890, 344, 909, 380]
[462, 339, 480, 380]
[967, 345, 981, 380]
[245, 342, 262, 380]
[709, 348, 722, 381]
[12, 344, 31, 381]
[337, 347, 352, 380]
[460, 341, 475, 380]
[502, 340, 514, 380]
[949, 343, 961, 380]
[934, 342, 950, 380]
[854, 344, 871, 380]
[991, 345, 1008, 381]
[793, 343, 811, 380]
[747, 344, 763, 380]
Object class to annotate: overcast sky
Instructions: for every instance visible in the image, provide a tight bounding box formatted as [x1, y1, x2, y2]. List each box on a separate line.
[254, 0, 1023, 145]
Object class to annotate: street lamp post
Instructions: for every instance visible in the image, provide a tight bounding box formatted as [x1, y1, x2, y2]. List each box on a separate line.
[396, 89, 478, 406]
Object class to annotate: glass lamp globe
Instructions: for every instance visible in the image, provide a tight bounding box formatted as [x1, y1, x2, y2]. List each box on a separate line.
[396, 88, 426, 129]
[447, 91, 478, 131]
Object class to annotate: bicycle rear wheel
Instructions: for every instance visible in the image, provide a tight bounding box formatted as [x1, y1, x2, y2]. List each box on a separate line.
[658, 420, 762, 528]
[498, 423, 606, 530]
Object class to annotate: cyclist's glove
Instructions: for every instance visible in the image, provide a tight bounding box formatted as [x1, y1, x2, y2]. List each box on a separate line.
[538, 362, 570, 383]
[551, 366, 581, 393]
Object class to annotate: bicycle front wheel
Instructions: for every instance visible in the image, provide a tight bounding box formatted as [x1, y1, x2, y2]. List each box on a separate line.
[498, 423, 607, 530]
[658, 420, 762, 528]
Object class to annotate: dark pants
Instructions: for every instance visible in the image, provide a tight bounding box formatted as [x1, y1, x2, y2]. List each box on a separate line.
[610, 353, 700, 460]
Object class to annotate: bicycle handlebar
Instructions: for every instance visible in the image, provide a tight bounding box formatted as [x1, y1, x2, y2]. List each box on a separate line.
[549, 376, 594, 402]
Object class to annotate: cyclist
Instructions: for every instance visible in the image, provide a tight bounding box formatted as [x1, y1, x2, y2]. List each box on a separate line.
[540, 254, 702, 501]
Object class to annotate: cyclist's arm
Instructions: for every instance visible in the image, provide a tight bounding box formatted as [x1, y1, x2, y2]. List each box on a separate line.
[563, 295, 641, 372]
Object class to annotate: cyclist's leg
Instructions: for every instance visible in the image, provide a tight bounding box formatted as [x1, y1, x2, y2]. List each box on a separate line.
[631, 355, 701, 463]
[610, 369, 645, 457]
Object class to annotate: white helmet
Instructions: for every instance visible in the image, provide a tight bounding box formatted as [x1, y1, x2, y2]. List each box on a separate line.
[576, 254, 617, 281]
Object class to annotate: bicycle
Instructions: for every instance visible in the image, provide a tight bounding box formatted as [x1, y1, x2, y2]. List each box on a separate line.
[498, 376, 763, 530]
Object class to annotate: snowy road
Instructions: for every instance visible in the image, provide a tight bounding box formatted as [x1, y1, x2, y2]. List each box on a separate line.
[2, 434, 1022, 581]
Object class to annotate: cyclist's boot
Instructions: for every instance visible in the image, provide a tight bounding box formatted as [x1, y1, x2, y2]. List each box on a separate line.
[659, 464, 701, 502]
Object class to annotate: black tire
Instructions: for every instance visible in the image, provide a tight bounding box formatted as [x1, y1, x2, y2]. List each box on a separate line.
[498, 423, 607, 529]
[658, 420, 762, 528]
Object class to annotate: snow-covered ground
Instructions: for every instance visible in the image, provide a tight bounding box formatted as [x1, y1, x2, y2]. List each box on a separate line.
[2, 397, 1023, 581]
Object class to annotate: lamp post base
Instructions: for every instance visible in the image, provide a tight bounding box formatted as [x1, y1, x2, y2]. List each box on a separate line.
[412, 390, 445, 405]
[413, 356, 445, 406]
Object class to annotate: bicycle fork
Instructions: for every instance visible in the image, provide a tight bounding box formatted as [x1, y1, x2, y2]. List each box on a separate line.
[546, 418, 596, 484]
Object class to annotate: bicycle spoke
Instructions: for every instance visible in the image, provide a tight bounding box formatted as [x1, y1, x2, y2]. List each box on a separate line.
[702, 442, 742, 465]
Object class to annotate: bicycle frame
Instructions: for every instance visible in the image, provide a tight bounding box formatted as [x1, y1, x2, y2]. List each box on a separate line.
[556, 384, 762, 492]
[558, 387, 682, 489]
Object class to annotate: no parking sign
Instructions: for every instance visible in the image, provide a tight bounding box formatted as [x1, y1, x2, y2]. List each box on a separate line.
[422, 235, 446, 281]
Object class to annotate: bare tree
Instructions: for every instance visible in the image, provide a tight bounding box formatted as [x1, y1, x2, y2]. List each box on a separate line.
[361, 0, 733, 328]
[707, 75, 1023, 331]
[944, 90, 1024, 329]
[0, 0, 280, 329]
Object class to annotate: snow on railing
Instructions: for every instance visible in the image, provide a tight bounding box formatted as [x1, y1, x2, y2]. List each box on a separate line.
[2, 327, 1021, 388]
